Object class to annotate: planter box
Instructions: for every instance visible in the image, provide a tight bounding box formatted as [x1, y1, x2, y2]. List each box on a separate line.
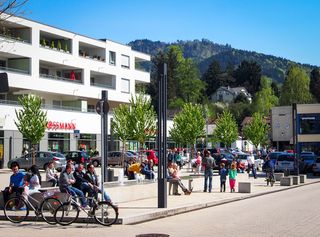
[280, 177, 292, 186]
[274, 173, 284, 181]
[238, 182, 251, 193]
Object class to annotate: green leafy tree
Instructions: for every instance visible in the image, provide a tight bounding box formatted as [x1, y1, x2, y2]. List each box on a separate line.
[310, 68, 320, 102]
[170, 103, 205, 157]
[229, 102, 253, 126]
[253, 76, 279, 116]
[234, 60, 262, 95]
[111, 104, 131, 166]
[15, 94, 48, 165]
[202, 60, 221, 97]
[212, 110, 238, 148]
[243, 112, 269, 151]
[128, 94, 157, 153]
[279, 65, 312, 105]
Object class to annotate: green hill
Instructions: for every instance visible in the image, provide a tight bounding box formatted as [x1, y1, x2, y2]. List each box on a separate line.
[129, 39, 316, 83]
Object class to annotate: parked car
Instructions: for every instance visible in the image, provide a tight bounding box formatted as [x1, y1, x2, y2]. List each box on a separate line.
[64, 150, 90, 164]
[300, 152, 316, 173]
[312, 157, 320, 175]
[7, 151, 66, 171]
[275, 153, 295, 173]
[263, 152, 286, 171]
[107, 151, 138, 166]
[212, 152, 234, 170]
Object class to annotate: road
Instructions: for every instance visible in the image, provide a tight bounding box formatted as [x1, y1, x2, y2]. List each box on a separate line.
[0, 182, 319, 237]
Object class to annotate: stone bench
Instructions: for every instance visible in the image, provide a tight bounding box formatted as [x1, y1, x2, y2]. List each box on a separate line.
[280, 176, 292, 186]
[168, 179, 179, 195]
[238, 182, 251, 193]
[274, 173, 284, 181]
[299, 174, 307, 183]
[290, 176, 299, 185]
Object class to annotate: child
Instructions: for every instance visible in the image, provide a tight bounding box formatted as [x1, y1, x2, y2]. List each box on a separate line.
[228, 162, 238, 193]
[219, 163, 228, 192]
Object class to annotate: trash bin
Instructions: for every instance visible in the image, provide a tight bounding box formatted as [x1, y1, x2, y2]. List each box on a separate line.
[107, 168, 114, 182]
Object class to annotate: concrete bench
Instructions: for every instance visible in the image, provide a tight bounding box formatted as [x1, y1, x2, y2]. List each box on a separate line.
[299, 174, 307, 183]
[280, 176, 292, 186]
[274, 173, 284, 181]
[290, 176, 299, 185]
[238, 182, 251, 193]
[168, 179, 179, 195]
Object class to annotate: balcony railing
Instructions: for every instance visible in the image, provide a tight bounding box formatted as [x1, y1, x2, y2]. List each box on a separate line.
[0, 32, 31, 44]
[40, 73, 82, 84]
[0, 99, 96, 113]
[90, 82, 115, 89]
[0, 66, 30, 75]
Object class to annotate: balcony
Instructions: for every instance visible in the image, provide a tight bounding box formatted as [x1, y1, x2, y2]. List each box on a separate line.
[40, 31, 72, 54]
[39, 60, 83, 84]
[0, 22, 31, 43]
[0, 56, 31, 75]
[79, 42, 105, 62]
[90, 71, 115, 89]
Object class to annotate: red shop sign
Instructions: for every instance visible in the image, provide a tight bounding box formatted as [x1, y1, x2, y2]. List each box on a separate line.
[47, 121, 76, 130]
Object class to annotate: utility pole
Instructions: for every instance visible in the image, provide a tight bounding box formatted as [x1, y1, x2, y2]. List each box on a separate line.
[158, 63, 167, 208]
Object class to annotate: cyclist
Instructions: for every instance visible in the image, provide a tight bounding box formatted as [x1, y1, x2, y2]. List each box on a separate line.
[263, 156, 275, 182]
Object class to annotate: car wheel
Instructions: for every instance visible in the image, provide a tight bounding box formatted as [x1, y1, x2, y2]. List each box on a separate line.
[93, 160, 99, 167]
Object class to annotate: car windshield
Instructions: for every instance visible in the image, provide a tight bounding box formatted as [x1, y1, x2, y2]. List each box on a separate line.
[52, 152, 64, 158]
[302, 155, 314, 160]
[277, 155, 294, 161]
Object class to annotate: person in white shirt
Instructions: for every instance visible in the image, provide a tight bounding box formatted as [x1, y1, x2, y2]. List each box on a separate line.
[46, 161, 59, 186]
[247, 152, 257, 178]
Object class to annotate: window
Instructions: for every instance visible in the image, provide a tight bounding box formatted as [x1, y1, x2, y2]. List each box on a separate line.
[299, 114, 320, 134]
[121, 54, 130, 68]
[109, 51, 116, 65]
[121, 78, 130, 93]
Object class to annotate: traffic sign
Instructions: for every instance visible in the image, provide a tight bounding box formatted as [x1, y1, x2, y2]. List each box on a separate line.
[96, 99, 110, 115]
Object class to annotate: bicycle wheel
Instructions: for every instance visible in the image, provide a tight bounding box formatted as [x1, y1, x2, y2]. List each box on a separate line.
[40, 197, 62, 225]
[93, 201, 118, 226]
[54, 202, 79, 226]
[4, 197, 29, 223]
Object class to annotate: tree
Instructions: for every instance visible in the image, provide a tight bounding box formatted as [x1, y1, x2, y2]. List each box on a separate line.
[127, 94, 157, 153]
[243, 112, 269, 151]
[310, 68, 320, 102]
[0, 0, 29, 19]
[14, 94, 48, 165]
[253, 76, 278, 116]
[178, 58, 205, 104]
[170, 103, 205, 156]
[212, 110, 238, 148]
[202, 60, 221, 97]
[111, 104, 131, 166]
[279, 65, 312, 105]
[234, 60, 262, 95]
[228, 102, 253, 126]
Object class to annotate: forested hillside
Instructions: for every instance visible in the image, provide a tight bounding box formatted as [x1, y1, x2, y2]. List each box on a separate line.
[129, 39, 316, 83]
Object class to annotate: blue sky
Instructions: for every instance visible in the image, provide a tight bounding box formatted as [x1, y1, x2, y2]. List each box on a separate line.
[25, 0, 320, 66]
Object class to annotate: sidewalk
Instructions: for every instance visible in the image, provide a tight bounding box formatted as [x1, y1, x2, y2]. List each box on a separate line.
[116, 172, 320, 224]
[0, 168, 319, 225]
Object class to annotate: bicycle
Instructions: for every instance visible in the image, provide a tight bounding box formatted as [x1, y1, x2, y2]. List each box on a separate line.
[265, 168, 275, 186]
[4, 188, 62, 224]
[54, 191, 119, 226]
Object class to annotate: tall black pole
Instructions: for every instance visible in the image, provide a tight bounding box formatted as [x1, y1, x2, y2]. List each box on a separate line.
[292, 103, 299, 175]
[101, 90, 109, 182]
[158, 63, 167, 208]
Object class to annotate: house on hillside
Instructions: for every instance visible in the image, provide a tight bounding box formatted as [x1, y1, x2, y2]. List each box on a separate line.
[210, 86, 252, 104]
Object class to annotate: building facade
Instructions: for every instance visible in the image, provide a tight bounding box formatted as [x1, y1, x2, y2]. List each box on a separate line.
[0, 15, 151, 168]
[271, 104, 320, 155]
[210, 86, 252, 104]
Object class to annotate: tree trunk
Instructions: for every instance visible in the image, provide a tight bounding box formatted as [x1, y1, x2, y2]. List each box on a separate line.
[31, 144, 36, 166]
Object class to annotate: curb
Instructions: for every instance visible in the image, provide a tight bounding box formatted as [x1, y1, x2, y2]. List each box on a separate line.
[121, 180, 320, 225]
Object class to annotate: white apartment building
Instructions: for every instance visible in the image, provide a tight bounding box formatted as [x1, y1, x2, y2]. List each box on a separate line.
[0, 15, 151, 168]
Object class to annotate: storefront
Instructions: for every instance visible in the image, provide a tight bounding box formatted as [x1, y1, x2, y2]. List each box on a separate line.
[77, 133, 96, 151]
[48, 132, 70, 153]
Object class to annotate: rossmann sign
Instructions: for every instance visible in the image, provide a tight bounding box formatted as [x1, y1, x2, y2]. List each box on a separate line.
[47, 121, 76, 130]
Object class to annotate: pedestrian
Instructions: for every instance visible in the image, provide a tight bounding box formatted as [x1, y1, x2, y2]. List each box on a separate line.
[219, 163, 228, 192]
[203, 150, 216, 193]
[46, 161, 59, 187]
[194, 151, 202, 174]
[229, 162, 238, 193]
[247, 151, 257, 178]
